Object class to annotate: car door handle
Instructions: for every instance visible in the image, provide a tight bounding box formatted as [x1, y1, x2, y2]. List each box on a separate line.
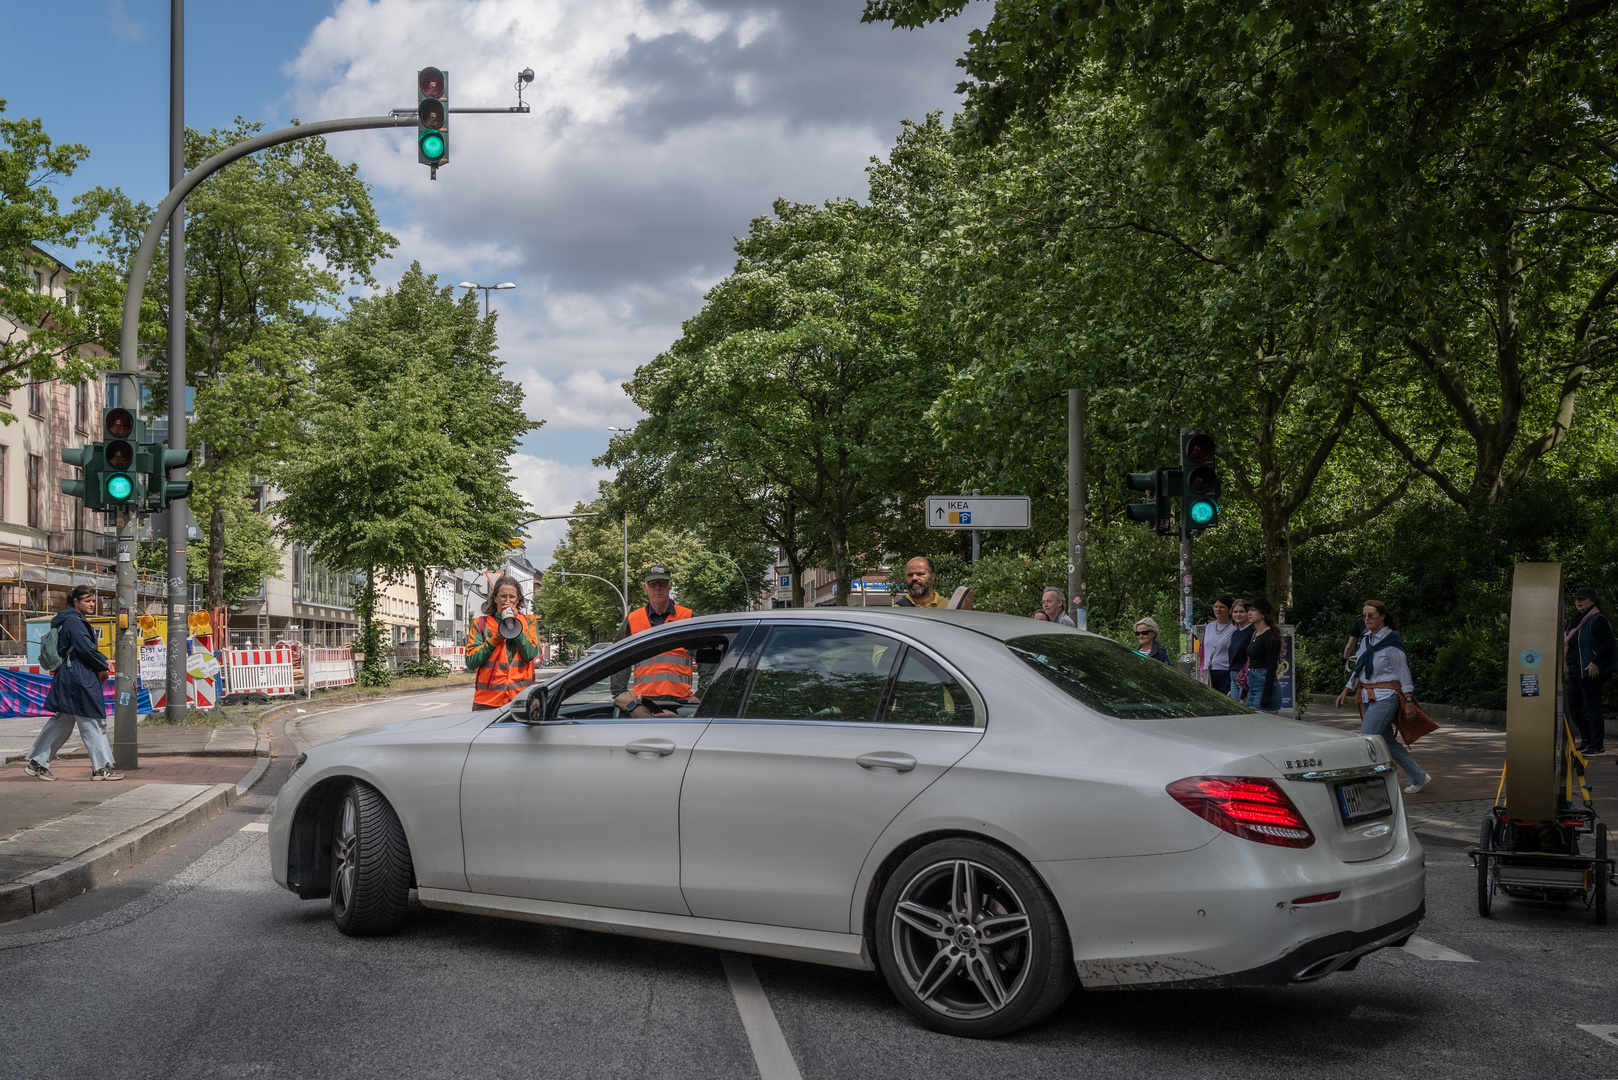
[856, 751, 917, 773]
[625, 738, 676, 757]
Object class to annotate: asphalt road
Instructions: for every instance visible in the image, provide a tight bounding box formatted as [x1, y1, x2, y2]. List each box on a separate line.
[2, 693, 1615, 1080]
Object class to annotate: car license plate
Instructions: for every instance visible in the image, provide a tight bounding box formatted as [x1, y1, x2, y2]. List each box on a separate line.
[1335, 777, 1393, 824]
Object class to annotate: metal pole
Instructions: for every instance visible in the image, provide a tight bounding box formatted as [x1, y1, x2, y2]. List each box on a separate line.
[1068, 389, 1086, 629]
[165, 0, 188, 723]
[113, 506, 138, 769]
[1178, 426, 1196, 676]
[971, 488, 981, 563]
[623, 514, 629, 610]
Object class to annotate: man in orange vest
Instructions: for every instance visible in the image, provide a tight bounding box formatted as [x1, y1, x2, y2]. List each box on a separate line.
[466, 574, 540, 710]
[610, 565, 695, 714]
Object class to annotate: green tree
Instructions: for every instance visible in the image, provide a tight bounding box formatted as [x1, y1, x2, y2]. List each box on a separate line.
[276, 264, 532, 670]
[0, 101, 122, 408]
[83, 118, 396, 609]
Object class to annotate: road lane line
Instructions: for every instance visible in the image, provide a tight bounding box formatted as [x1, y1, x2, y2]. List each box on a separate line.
[238, 822, 269, 833]
[721, 953, 803, 1080]
[1579, 1024, 1618, 1047]
[1402, 936, 1477, 962]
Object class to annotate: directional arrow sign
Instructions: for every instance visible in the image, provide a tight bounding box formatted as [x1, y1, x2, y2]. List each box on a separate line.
[924, 495, 1030, 530]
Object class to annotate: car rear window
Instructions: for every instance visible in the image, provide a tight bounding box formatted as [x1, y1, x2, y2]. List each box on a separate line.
[1005, 634, 1251, 719]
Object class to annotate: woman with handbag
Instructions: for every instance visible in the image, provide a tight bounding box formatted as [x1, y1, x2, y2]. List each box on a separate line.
[1335, 599, 1431, 794]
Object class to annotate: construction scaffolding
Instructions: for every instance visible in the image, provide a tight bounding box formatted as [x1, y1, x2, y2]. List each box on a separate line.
[0, 544, 167, 656]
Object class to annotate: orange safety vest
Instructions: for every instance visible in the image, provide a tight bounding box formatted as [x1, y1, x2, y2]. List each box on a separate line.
[626, 604, 694, 697]
[470, 613, 538, 708]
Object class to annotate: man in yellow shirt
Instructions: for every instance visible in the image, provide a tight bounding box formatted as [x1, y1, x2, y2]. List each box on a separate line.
[893, 556, 949, 609]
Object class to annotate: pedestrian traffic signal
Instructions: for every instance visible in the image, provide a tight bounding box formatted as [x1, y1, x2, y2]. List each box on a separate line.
[417, 66, 449, 176]
[156, 446, 192, 504]
[1182, 430, 1221, 532]
[102, 407, 142, 509]
[1126, 469, 1175, 535]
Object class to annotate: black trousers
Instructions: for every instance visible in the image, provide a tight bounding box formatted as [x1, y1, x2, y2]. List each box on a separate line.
[1209, 669, 1231, 695]
[1569, 674, 1608, 750]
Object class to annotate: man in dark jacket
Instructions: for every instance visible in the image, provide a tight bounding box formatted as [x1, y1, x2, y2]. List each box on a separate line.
[22, 586, 121, 781]
[1567, 586, 1616, 756]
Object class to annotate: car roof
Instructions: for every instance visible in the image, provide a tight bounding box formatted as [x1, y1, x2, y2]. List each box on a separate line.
[671, 606, 1093, 646]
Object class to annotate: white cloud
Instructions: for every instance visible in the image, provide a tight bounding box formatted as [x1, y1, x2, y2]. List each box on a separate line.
[507, 453, 614, 565]
[286, 0, 977, 457]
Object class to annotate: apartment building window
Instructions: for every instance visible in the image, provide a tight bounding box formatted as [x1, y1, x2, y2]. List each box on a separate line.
[32, 271, 43, 293]
[74, 382, 88, 431]
[0, 444, 8, 522]
[27, 382, 43, 418]
[26, 454, 41, 530]
[64, 291, 76, 312]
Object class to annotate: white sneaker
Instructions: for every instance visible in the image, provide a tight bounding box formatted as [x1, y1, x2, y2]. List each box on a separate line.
[1404, 777, 1431, 794]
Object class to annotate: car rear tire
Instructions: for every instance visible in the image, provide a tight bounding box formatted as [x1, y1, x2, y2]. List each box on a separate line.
[875, 838, 1074, 1038]
[1476, 818, 1494, 918]
[330, 781, 413, 936]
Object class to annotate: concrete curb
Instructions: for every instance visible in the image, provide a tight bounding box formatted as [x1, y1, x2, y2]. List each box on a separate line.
[0, 781, 238, 923]
[1413, 824, 1477, 850]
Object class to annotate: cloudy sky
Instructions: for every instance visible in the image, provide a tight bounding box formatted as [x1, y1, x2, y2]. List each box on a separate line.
[5, 0, 980, 564]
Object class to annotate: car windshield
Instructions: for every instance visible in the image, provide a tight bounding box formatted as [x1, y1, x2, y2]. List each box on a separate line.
[1006, 634, 1251, 719]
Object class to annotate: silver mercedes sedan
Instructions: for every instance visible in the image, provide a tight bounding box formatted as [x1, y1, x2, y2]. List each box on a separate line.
[269, 609, 1425, 1037]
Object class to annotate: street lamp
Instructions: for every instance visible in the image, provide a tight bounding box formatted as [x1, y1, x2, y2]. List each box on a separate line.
[698, 549, 753, 611]
[458, 280, 516, 317]
[546, 567, 628, 619]
[519, 510, 631, 619]
[607, 426, 634, 604]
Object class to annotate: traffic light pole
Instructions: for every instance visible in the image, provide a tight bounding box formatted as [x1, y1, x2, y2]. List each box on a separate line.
[1178, 427, 1196, 677]
[166, 0, 187, 723]
[1068, 388, 1086, 629]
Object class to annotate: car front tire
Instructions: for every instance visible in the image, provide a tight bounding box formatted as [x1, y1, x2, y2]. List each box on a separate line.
[330, 781, 413, 936]
[875, 838, 1074, 1037]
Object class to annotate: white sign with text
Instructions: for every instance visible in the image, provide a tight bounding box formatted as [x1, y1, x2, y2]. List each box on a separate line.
[924, 495, 1030, 530]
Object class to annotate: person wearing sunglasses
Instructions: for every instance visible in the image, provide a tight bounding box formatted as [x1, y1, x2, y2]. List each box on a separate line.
[1132, 617, 1170, 665]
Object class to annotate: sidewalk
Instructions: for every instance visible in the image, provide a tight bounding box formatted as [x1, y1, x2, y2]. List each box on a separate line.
[1299, 705, 1618, 848]
[0, 715, 267, 764]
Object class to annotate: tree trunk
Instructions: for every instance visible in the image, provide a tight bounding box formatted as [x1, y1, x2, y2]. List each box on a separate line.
[414, 565, 434, 652]
[208, 502, 226, 611]
[785, 548, 806, 608]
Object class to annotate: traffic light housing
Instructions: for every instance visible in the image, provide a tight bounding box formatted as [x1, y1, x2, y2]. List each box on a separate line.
[417, 66, 449, 176]
[1126, 468, 1176, 535]
[1181, 430, 1221, 532]
[102, 406, 143, 509]
[156, 446, 192, 504]
[60, 445, 97, 507]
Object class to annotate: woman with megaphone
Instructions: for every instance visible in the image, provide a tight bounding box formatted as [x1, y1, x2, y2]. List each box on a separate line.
[466, 574, 541, 710]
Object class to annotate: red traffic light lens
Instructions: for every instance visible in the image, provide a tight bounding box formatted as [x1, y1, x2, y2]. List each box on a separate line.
[1185, 432, 1214, 463]
[418, 66, 446, 98]
[106, 408, 135, 439]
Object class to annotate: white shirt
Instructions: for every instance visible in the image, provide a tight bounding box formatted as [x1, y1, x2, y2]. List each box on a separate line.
[1201, 619, 1235, 672]
[1345, 628, 1414, 701]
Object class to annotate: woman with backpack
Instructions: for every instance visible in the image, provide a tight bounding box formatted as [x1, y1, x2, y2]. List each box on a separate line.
[22, 585, 121, 782]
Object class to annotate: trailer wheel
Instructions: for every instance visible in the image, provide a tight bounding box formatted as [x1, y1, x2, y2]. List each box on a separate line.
[1477, 818, 1494, 918]
[1596, 823, 1609, 927]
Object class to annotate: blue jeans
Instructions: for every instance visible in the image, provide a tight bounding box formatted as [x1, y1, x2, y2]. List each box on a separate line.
[28, 712, 113, 772]
[1360, 694, 1427, 787]
[1243, 669, 1273, 710]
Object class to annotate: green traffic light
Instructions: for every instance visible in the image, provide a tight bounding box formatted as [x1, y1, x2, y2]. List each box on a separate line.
[420, 131, 446, 160]
[107, 473, 134, 501]
[1189, 498, 1217, 525]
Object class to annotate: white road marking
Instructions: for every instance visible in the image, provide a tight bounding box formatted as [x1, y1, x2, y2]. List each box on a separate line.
[413, 701, 453, 708]
[238, 822, 269, 833]
[1579, 1024, 1618, 1047]
[721, 953, 803, 1080]
[1402, 936, 1477, 962]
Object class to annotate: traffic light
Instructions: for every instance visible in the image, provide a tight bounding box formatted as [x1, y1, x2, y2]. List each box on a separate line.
[102, 406, 143, 508]
[1182, 430, 1221, 532]
[417, 66, 449, 176]
[155, 446, 192, 504]
[60, 445, 98, 508]
[1126, 468, 1175, 535]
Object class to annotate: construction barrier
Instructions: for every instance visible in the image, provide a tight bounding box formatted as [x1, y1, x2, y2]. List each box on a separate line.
[224, 647, 297, 698]
[306, 646, 357, 691]
[430, 645, 466, 664]
[0, 666, 151, 717]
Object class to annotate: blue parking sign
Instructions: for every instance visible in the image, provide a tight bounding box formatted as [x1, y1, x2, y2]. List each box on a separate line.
[959, 512, 971, 525]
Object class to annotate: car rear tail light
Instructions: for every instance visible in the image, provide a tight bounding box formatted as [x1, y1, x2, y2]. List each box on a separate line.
[1167, 776, 1316, 848]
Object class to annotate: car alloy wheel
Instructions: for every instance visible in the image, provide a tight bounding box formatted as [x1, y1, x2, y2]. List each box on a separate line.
[876, 838, 1073, 1037]
[329, 781, 414, 936]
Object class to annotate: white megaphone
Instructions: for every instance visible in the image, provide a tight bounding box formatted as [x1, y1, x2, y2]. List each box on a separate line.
[499, 614, 523, 639]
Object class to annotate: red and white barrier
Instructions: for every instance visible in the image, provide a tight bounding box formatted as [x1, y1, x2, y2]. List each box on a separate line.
[224, 647, 297, 698]
[430, 645, 466, 664]
[306, 646, 357, 691]
[149, 669, 219, 709]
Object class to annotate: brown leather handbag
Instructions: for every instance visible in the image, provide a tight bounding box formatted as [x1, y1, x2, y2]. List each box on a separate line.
[1395, 695, 1440, 746]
